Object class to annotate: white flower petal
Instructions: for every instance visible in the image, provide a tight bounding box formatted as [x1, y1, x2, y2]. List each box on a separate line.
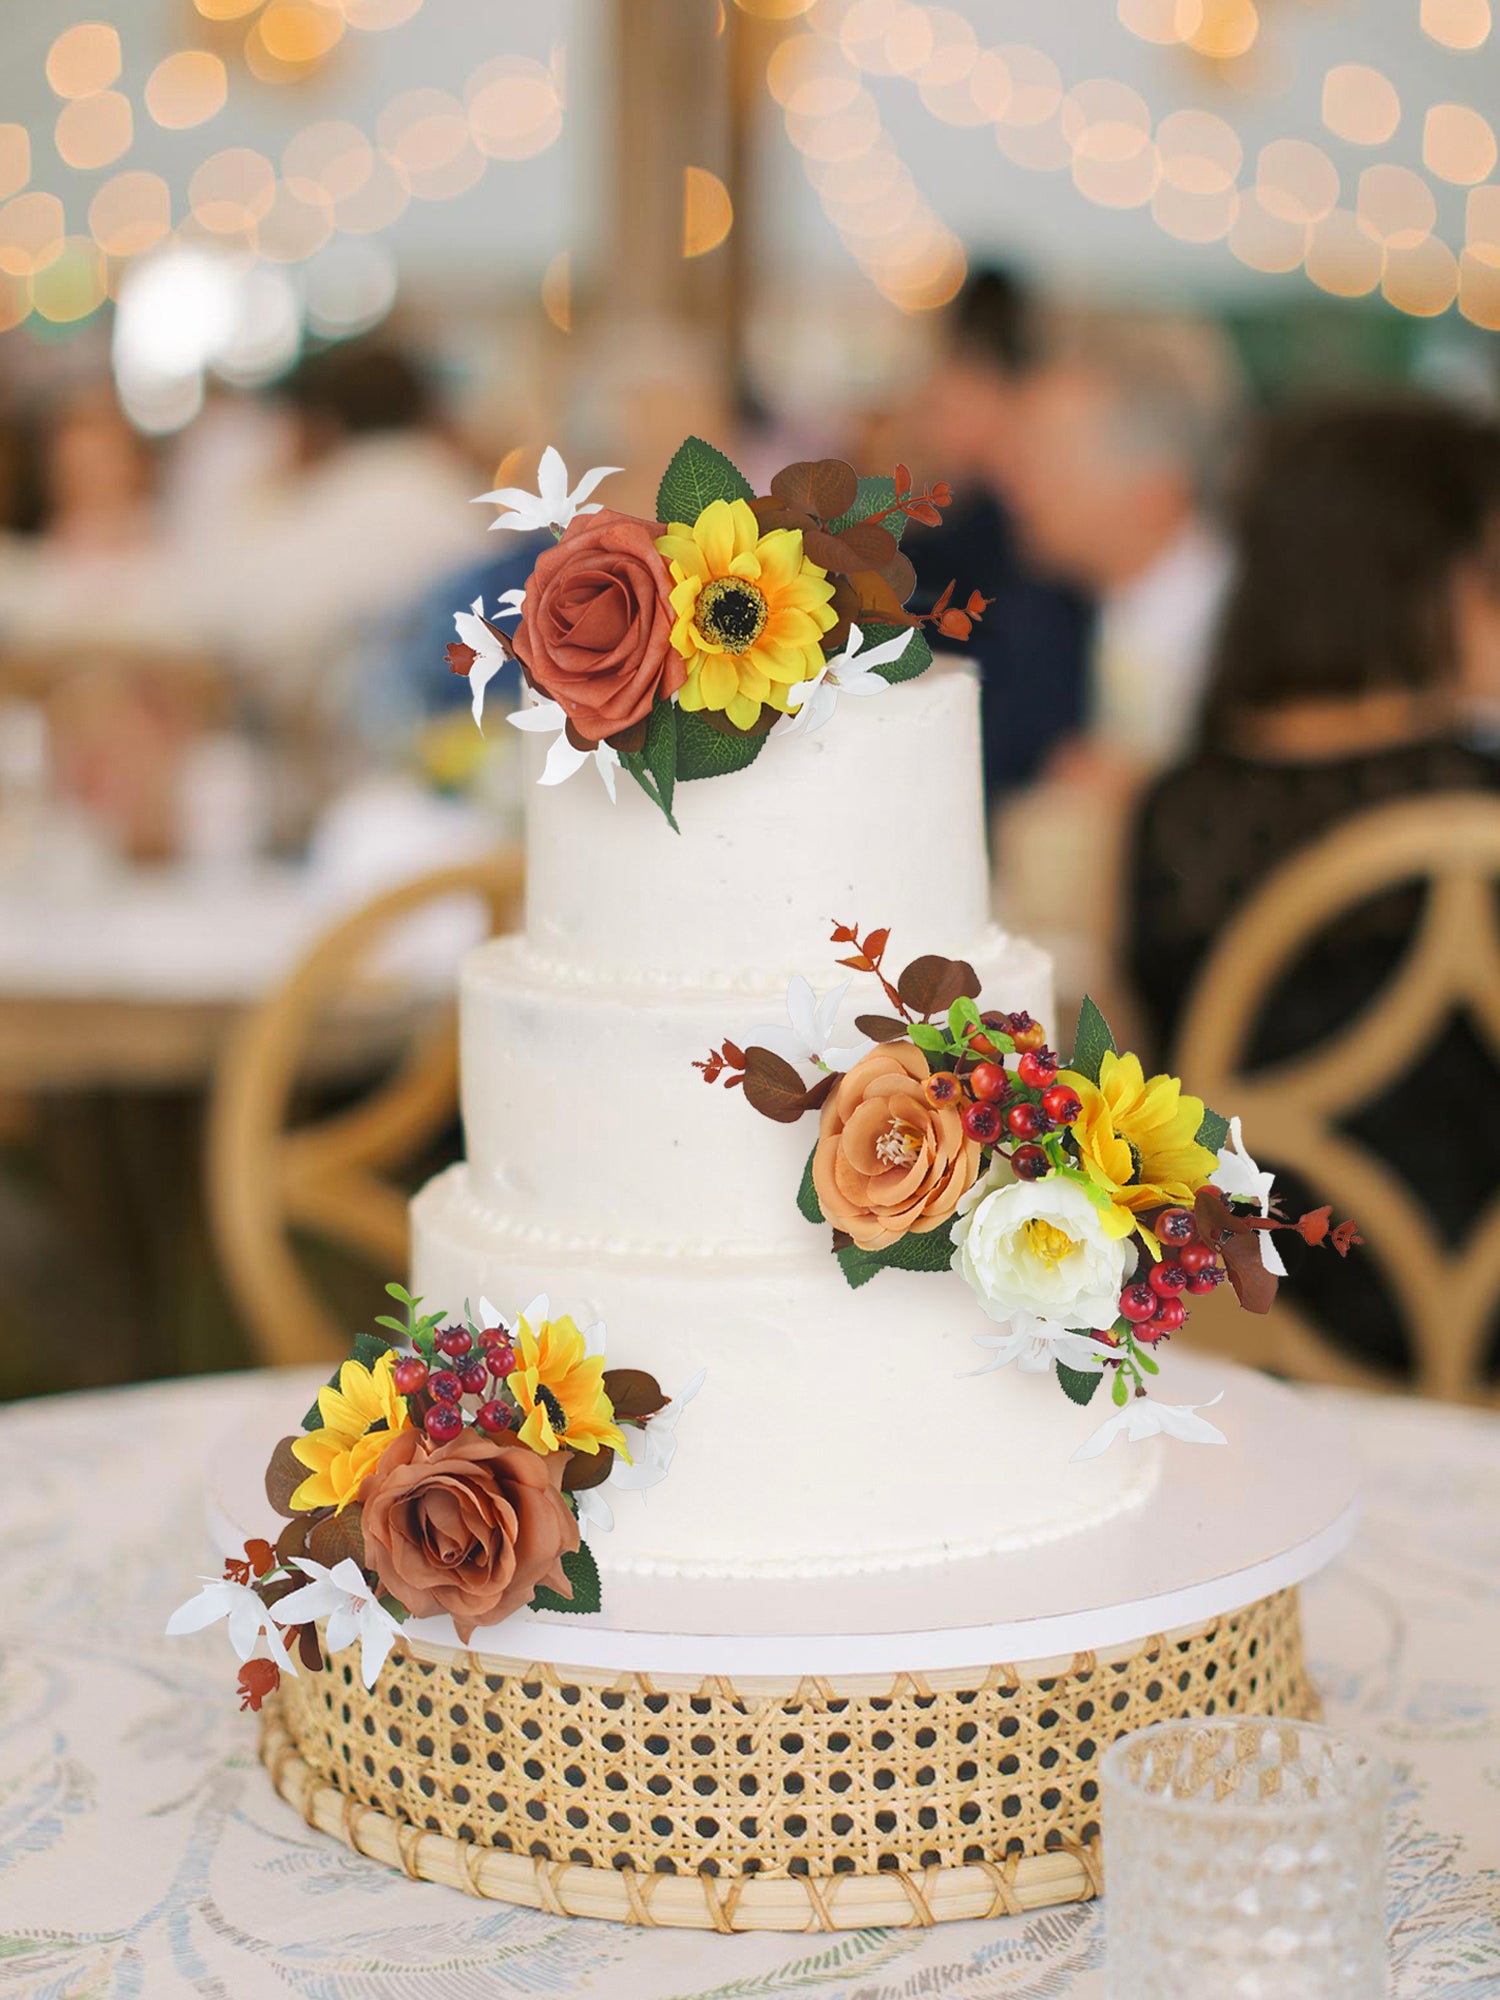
[358, 1605, 400, 1690]
[593, 745, 620, 804]
[567, 461, 624, 508]
[323, 1601, 362, 1658]
[539, 733, 590, 788]
[506, 697, 567, 735]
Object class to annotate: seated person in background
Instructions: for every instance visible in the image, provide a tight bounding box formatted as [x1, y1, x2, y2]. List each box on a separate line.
[902, 265, 1094, 800]
[998, 308, 1241, 787]
[1128, 397, 1500, 1376]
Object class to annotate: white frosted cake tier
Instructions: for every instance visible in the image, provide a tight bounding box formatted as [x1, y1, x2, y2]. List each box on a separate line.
[523, 662, 991, 980]
[410, 1165, 1159, 1585]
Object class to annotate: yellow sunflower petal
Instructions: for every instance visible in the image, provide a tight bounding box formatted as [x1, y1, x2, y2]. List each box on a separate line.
[692, 498, 737, 576]
[677, 666, 706, 712]
[725, 690, 763, 729]
[656, 532, 706, 579]
[753, 527, 807, 592]
[699, 654, 741, 709]
[726, 498, 762, 560]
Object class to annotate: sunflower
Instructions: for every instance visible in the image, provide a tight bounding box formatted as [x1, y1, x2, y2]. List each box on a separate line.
[507, 1312, 628, 1460]
[656, 498, 837, 730]
[290, 1349, 411, 1513]
[1057, 1050, 1219, 1242]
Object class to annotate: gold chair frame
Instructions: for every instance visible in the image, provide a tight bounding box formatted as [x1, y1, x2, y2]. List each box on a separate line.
[208, 852, 524, 1367]
[1172, 792, 1500, 1402]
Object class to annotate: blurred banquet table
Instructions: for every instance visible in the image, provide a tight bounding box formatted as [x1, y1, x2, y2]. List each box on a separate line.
[3, 1372, 1500, 2000]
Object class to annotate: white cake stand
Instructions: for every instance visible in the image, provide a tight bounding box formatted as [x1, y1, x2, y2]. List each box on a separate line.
[221, 1354, 1356, 1932]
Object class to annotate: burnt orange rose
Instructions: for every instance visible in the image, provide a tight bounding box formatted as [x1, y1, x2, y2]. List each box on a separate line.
[359, 1429, 578, 1642]
[813, 1041, 981, 1253]
[512, 507, 683, 743]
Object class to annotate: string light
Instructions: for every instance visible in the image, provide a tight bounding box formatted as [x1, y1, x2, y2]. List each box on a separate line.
[465, 56, 563, 160]
[54, 92, 133, 173]
[46, 24, 122, 99]
[1422, 102, 1496, 186]
[189, 149, 277, 235]
[1357, 163, 1437, 250]
[1321, 64, 1400, 147]
[1419, 0, 1490, 48]
[1304, 207, 1382, 296]
[1256, 139, 1338, 226]
[1382, 234, 1459, 314]
[145, 52, 228, 130]
[88, 171, 172, 258]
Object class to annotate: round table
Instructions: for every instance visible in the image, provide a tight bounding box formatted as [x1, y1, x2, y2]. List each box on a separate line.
[3, 1372, 1498, 1998]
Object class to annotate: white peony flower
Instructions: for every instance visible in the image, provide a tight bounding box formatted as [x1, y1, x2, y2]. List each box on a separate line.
[473, 446, 621, 536]
[1072, 1389, 1227, 1461]
[750, 974, 872, 1074]
[953, 1168, 1130, 1346]
[777, 623, 911, 739]
[1215, 1116, 1287, 1278]
[273, 1557, 402, 1692]
[507, 695, 621, 803]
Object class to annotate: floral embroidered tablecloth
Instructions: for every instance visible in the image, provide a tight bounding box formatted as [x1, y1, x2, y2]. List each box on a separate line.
[3, 1370, 1499, 1999]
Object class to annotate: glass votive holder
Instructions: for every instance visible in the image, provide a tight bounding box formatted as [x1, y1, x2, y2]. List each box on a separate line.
[1101, 1717, 1389, 2000]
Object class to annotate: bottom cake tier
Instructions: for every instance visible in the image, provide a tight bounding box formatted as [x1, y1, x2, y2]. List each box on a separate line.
[261, 1586, 1316, 1932]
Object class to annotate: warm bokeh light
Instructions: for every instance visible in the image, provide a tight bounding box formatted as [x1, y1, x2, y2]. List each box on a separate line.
[1156, 109, 1241, 193]
[257, 1, 346, 67]
[55, 92, 134, 173]
[1419, 0, 1491, 46]
[46, 23, 122, 99]
[786, 89, 882, 162]
[0, 193, 66, 279]
[1303, 207, 1383, 296]
[342, 0, 425, 26]
[994, 43, 1063, 128]
[837, 0, 909, 75]
[1320, 64, 1400, 146]
[466, 56, 564, 161]
[189, 149, 277, 234]
[0, 272, 29, 335]
[541, 249, 570, 331]
[767, 35, 861, 116]
[1151, 180, 1238, 241]
[256, 182, 334, 261]
[376, 88, 483, 200]
[1466, 184, 1500, 263]
[194, 0, 262, 19]
[1256, 139, 1338, 225]
[1382, 235, 1459, 314]
[1423, 103, 1496, 185]
[144, 52, 227, 130]
[282, 122, 374, 206]
[1186, 0, 1260, 60]
[88, 171, 171, 259]
[30, 235, 107, 323]
[1357, 163, 1437, 248]
[734, 0, 818, 16]
[330, 156, 409, 233]
[683, 166, 734, 257]
[0, 126, 29, 203]
[1458, 247, 1500, 327]
[1119, 0, 1205, 44]
[1228, 187, 1309, 272]
[1065, 83, 1157, 210]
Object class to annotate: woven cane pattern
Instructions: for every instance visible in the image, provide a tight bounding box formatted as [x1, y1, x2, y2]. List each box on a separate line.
[275, 1587, 1313, 1907]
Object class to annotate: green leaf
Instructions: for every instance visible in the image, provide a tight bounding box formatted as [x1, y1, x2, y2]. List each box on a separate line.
[947, 996, 983, 1042]
[1195, 1106, 1230, 1155]
[620, 752, 679, 832]
[301, 1330, 395, 1431]
[829, 476, 906, 544]
[1069, 995, 1116, 1086]
[1056, 1362, 1103, 1407]
[643, 698, 677, 823]
[385, 1282, 417, 1307]
[674, 707, 770, 783]
[530, 1539, 602, 1616]
[1135, 1347, 1161, 1375]
[656, 435, 753, 527]
[836, 1220, 956, 1290]
[1056, 1163, 1112, 1213]
[862, 621, 930, 684]
[1111, 1370, 1129, 1407]
[797, 1145, 824, 1226]
[907, 1021, 946, 1055]
[378, 1592, 410, 1624]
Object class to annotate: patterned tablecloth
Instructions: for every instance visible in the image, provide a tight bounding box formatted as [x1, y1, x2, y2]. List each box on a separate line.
[3, 1370, 1499, 1999]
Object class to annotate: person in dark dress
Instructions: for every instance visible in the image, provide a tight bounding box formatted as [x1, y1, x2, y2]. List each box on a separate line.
[1127, 397, 1500, 1378]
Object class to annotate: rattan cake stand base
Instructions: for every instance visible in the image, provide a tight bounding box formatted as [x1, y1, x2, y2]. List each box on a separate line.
[260, 1584, 1316, 1933]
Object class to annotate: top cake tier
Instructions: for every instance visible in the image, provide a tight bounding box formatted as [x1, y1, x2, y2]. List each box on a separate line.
[521, 663, 990, 985]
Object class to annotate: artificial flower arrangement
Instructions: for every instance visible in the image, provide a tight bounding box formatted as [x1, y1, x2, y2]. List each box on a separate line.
[168, 1284, 701, 1711]
[697, 924, 1361, 1460]
[445, 441, 988, 828]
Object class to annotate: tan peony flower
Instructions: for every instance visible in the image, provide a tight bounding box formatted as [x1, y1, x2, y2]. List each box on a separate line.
[813, 1041, 982, 1252]
[359, 1429, 578, 1643]
[512, 507, 683, 743]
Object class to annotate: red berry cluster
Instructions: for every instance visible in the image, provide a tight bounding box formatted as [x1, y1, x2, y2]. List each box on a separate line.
[1116, 1204, 1225, 1347]
[394, 1322, 519, 1443]
[923, 1010, 1081, 1176]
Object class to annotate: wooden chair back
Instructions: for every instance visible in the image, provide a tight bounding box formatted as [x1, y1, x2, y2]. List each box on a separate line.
[207, 851, 524, 1366]
[1172, 792, 1500, 1402]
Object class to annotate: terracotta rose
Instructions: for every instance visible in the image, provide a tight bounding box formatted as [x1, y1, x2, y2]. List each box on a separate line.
[359, 1429, 578, 1641]
[512, 507, 683, 743]
[813, 1041, 981, 1253]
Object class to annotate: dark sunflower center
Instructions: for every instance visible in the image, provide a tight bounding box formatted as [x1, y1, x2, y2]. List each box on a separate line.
[1126, 1140, 1144, 1185]
[696, 575, 768, 654]
[536, 1383, 569, 1434]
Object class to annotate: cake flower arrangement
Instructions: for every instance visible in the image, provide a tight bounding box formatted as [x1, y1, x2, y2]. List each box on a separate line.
[445, 440, 988, 827]
[697, 925, 1361, 1458]
[168, 1285, 700, 1713]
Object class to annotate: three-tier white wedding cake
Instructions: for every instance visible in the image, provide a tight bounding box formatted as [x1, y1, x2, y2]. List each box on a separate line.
[411, 663, 1157, 1602]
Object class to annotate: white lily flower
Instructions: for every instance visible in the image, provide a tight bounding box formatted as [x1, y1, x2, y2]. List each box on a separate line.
[578, 1370, 707, 1537]
[751, 975, 873, 1074]
[165, 1576, 298, 1677]
[1215, 1116, 1287, 1278]
[777, 623, 911, 740]
[274, 1557, 402, 1692]
[507, 695, 620, 803]
[453, 590, 525, 729]
[476, 1295, 508, 1334]
[1071, 1389, 1227, 1462]
[968, 1325, 1121, 1377]
[474, 446, 621, 535]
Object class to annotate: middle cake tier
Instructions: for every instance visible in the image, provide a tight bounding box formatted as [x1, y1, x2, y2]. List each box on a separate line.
[457, 926, 1053, 1255]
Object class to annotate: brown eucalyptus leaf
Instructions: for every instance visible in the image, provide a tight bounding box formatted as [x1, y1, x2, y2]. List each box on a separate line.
[564, 717, 600, 752]
[742, 1045, 816, 1123]
[701, 704, 778, 739]
[751, 496, 813, 535]
[602, 1368, 669, 1421]
[770, 458, 858, 523]
[607, 716, 649, 754]
[265, 1436, 306, 1518]
[803, 1071, 838, 1112]
[1221, 1231, 1278, 1315]
[836, 520, 899, 570]
[830, 1228, 853, 1251]
[874, 549, 917, 605]
[275, 1513, 314, 1567]
[855, 1014, 910, 1043]
[897, 955, 982, 1016]
[562, 1445, 615, 1491]
[308, 1505, 367, 1571]
[478, 616, 516, 658]
[296, 1622, 326, 1672]
[848, 568, 917, 623]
